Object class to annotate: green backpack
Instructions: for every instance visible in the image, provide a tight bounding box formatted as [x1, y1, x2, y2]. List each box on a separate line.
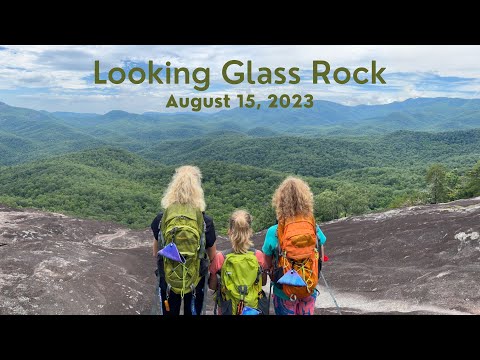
[219, 248, 263, 315]
[159, 203, 206, 297]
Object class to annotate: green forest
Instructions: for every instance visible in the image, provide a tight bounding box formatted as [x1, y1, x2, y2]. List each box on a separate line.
[0, 98, 479, 234]
[0, 145, 479, 234]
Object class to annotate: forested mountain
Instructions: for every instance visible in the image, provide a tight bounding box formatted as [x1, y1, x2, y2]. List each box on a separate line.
[141, 129, 480, 177]
[1, 98, 479, 233]
[1, 145, 478, 234]
[1, 97, 480, 166]
[0, 102, 106, 165]
[2, 98, 479, 315]
[0, 148, 285, 232]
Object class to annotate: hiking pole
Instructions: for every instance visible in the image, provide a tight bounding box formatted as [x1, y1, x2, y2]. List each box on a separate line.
[266, 269, 273, 315]
[150, 268, 163, 315]
[201, 273, 209, 315]
[319, 270, 342, 315]
[152, 270, 163, 315]
[151, 282, 159, 315]
[157, 268, 163, 315]
[267, 281, 273, 315]
[158, 286, 163, 315]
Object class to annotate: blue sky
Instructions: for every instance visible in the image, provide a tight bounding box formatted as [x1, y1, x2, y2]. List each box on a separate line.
[0, 45, 480, 113]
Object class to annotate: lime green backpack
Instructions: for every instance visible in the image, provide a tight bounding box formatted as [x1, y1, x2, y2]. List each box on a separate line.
[219, 248, 263, 315]
[160, 203, 206, 297]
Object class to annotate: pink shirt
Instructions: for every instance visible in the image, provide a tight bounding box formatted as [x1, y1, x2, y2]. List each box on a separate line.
[209, 249, 267, 276]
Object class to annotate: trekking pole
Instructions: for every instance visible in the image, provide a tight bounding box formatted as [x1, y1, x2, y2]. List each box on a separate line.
[151, 282, 159, 315]
[190, 284, 197, 315]
[319, 270, 342, 315]
[266, 268, 273, 315]
[201, 273, 209, 315]
[267, 281, 273, 315]
[152, 270, 163, 315]
[158, 285, 163, 315]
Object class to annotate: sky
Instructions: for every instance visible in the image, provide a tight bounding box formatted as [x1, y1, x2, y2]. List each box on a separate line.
[0, 45, 480, 114]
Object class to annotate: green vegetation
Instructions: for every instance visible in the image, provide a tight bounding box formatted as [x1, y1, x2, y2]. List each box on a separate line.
[0, 148, 321, 233]
[3, 97, 480, 166]
[1, 145, 478, 234]
[1, 99, 479, 234]
[140, 130, 480, 178]
[0, 148, 167, 227]
[426, 164, 448, 203]
[459, 160, 480, 198]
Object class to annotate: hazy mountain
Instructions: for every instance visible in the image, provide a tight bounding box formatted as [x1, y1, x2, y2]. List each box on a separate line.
[2, 97, 480, 166]
[44, 97, 480, 137]
[209, 97, 480, 133]
[0, 102, 105, 165]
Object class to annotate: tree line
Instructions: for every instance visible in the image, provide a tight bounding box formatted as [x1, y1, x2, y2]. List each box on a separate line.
[0, 147, 478, 234]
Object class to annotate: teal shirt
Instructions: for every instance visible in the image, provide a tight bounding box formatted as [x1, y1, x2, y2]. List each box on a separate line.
[262, 224, 327, 300]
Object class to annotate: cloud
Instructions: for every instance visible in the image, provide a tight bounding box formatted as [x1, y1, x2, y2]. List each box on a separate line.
[0, 45, 480, 113]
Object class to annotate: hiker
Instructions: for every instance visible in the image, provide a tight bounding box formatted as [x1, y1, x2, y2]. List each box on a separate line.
[151, 165, 217, 315]
[262, 176, 327, 315]
[208, 210, 268, 315]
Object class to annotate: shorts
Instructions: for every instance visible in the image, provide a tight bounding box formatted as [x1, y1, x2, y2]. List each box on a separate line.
[273, 290, 317, 315]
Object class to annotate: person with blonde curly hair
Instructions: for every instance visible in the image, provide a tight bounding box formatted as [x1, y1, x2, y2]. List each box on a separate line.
[150, 165, 217, 315]
[262, 176, 327, 315]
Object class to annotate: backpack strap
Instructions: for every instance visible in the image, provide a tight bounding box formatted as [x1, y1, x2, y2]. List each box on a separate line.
[221, 246, 255, 257]
[158, 210, 167, 248]
[158, 219, 165, 248]
[274, 225, 282, 267]
[213, 272, 222, 315]
[312, 219, 321, 252]
[198, 219, 207, 259]
[221, 248, 234, 257]
[223, 247, 261, 285]
[246, 247, 262, 283]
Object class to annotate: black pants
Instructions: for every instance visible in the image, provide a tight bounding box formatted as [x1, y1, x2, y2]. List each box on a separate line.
[158, 275, 206, 316]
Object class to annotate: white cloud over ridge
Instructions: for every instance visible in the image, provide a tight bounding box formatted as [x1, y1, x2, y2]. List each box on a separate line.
[1, 45, 480, 113]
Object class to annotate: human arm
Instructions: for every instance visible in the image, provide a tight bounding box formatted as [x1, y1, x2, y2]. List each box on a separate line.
[264, 255, 273, 276]
[150, 212, 163, 258]
[255, 250, 268, 286]
[153, 238, 159, 257]
[208, 252, 223, 290]
[316, 225, 327, 246]
[261, 269, 267, 286]
[208, 272, 218, 291]
[261, 225, 278, 281]
[203, 214, 217, 261]
[316, 224, 326, 265]
[206, 244, 217, 262]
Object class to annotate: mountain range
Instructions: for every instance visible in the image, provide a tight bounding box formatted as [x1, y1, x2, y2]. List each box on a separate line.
[1, 97, 479, 233]
[1, 97, 480, 166]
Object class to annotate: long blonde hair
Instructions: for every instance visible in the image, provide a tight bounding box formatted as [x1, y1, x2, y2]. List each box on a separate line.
[272, 176, 314, 220]
[161, 165, 206, 211]
[229, 210, 253, 254]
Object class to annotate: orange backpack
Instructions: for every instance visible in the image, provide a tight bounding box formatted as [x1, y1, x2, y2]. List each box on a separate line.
[276, 215, 319, 299]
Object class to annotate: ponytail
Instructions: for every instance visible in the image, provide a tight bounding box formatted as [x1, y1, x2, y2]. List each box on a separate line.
[229, 210, 253, 253]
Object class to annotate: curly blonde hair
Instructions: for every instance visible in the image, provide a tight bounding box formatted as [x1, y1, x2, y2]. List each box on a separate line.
[272, 176, 314, 220]
[229, 210, 253, 254]
[161, 165, 206, 211]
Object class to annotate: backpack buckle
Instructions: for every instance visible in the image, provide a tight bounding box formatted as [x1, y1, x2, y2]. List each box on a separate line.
[237, 285, 248, 297]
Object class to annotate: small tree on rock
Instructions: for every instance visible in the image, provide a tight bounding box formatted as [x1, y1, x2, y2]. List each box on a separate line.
[426, 164, 448, 204]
